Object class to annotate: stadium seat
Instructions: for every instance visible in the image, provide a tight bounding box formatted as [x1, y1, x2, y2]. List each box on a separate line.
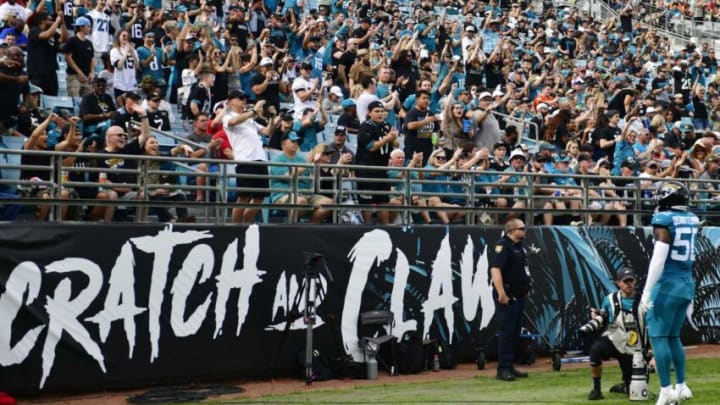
[0, 136, 25, 191]
[41, 95, 75, 114]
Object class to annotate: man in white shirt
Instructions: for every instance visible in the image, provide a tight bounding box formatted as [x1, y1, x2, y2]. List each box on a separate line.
[0, 0, 28, 23]
[222, 91, 268, 223]
[291, 61, 318, 119]
[355, 75, 397, 123]
[87, 0, 112, 57]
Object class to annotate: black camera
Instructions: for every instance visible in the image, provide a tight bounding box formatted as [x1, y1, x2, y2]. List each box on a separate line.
[579, 310, 608, 333]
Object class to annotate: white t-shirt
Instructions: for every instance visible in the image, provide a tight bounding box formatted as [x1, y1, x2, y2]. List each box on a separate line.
[0, 3, 27, 22]
[222, 111, 266, 162]
[109, 47, 137, 91]
[180, 69, 197, 105]
[291, 76, 316, 120]
[355, 92, 379, 123]
[88, 10, 111, 53]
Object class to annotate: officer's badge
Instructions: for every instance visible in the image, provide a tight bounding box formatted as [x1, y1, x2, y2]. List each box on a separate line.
[495, 245, 503, 253]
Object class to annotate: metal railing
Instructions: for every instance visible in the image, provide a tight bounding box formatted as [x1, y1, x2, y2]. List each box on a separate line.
[2, 146, 720, 225]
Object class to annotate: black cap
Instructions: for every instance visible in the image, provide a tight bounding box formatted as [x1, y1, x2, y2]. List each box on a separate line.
[124, 91, 141, 100]
[149, 91, 163, 100]
[280, 112, 294, 121]
[621, 159, 635, 169]
[335, 125, 347, 135]
[493, 142, 507, 150]
[299, 61, 313, 70]
[616, 267, 636, 281]
[367, 100, 384, 111]
[227, 90, 248, 100]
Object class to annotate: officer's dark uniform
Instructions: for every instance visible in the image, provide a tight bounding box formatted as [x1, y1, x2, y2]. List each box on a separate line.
[490, 234, 530, 378]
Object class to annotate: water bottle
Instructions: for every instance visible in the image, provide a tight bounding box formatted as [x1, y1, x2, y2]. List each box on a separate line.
[366, 356, 378, 380]
[629, 351, 648, 401]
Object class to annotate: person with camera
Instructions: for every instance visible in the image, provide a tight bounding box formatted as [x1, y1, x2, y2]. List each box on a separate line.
[489, 218, 530, 381]
[585, 268, 645, 400]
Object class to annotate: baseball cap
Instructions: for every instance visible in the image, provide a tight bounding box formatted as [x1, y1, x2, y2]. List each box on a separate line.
[509, 149, 527, 161]
[300, 61, 313, 70]
[124, 91, 141, 101]
[74, 17, 91, 27]
[478, 91, 492, 100]
[620, 159, 635, 169]
[335, 125, 347, 135]
[329, 86, 343, 98]
[493, 142, 507, 150]
[280, 131, 300, 142]
[616, 267, 636, 281]
[554, 154, 571, 163]
[465, 25, 477, 32]
[538, 141, 555, 151]
[149, 91, 163, 101]
[227, 89, 248, 100]
[537, 103, 550, 111]
[260, 57, 274, 66]
[367, 100, 384, 111]
[342, 99, 356, 109]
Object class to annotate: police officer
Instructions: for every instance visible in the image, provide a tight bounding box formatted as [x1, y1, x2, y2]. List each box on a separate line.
[490, 218, 531, 381]
[587, 267, 646, 400]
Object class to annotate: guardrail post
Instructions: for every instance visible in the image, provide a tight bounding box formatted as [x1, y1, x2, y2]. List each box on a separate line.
[52, 154, 61, 222]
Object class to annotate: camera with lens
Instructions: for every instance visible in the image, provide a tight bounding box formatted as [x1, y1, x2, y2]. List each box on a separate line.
[579, 309, 608, 333]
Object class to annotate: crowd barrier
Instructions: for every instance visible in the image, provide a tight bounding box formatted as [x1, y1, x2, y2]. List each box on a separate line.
[2, 143, 720, 225]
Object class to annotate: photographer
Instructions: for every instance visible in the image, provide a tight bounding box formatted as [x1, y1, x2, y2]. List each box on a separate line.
[586, 268, 645, 400]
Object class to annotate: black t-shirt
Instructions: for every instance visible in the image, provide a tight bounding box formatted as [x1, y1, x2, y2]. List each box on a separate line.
[64, 35, 94, 76]
[92, 140, 143, 185]
[110, 108, 142, 133]
[403, 107, 438, 160]
[147, 109, 171, 131]
[607, 88, 635, 117]
[16, 108, 45, 137]
[127, 17, 147, 47]
[357, 120, 391, 172]
[352, 27, 369, 49]
[250, 72, 280, 109]
[593, 125, 621, 162]
[339, 50, 356, 71]
[21, 152, 52, 181]
[172, 48, 191, 86]
[484, 58, 505, 90]
[185, 83, 212, 118]
[226, 19, 249, 49]
[212, 70, 228, 103]
[337, 111, 360, 133]
[80, 92, 116, 117]
[27, 27, 60, 78]
[0, 65, 28, 122]
[268, 126, 289, 150]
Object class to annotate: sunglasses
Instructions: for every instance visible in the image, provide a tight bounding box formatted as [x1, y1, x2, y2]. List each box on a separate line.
[435, 156, 446, 160]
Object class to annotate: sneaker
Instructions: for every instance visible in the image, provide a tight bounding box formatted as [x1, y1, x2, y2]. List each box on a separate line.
[655, 388, 679, 405]
[677, 385, 693, 400]
[588, 389, 603, 400]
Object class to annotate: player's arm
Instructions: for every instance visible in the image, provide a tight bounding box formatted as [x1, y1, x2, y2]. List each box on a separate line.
[641, 226, 671, 306]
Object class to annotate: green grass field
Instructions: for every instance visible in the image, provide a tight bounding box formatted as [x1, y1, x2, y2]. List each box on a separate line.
[219, 358, 720, 404]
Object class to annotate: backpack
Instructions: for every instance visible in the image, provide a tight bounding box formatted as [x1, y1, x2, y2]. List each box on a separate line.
[396, 331, 427, 374]
[297, 349, 334, 381]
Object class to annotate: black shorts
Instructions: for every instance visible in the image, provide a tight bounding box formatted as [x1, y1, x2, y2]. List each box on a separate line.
[356, 171, 390, 205]
[235, 162, 269, 199]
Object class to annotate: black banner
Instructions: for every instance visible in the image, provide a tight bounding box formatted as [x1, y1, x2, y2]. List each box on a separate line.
[1, 224, 719, 394]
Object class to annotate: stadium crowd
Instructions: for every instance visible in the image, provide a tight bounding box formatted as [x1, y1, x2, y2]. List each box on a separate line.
[0, 0, 720, 227]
